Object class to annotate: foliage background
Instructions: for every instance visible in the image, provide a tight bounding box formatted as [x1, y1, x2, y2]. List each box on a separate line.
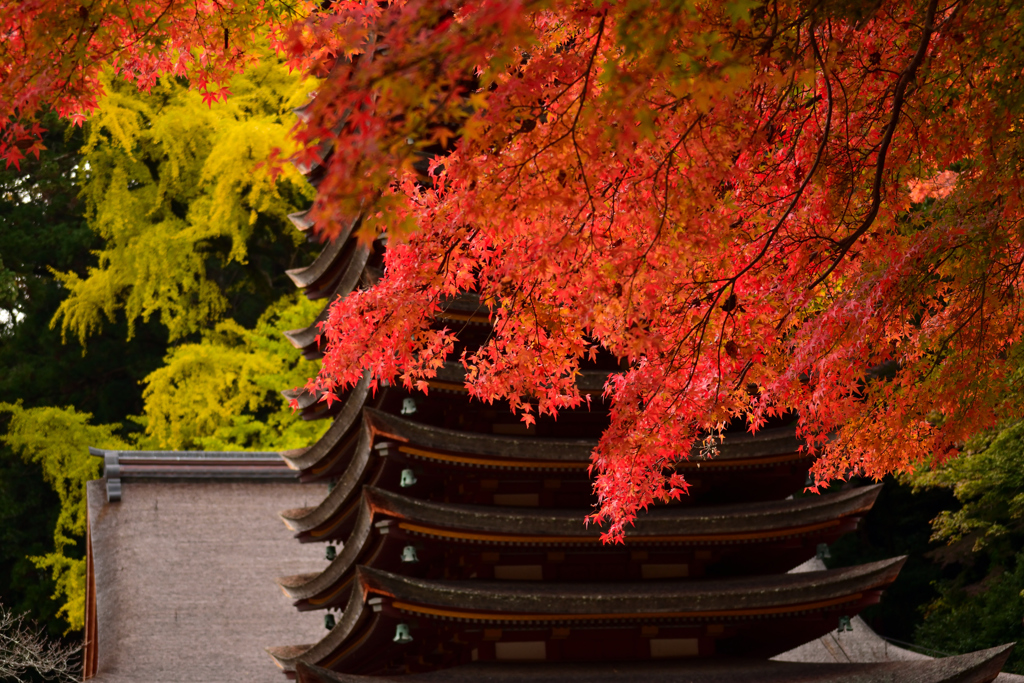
[0, 54, 329, 636]
[0, 41, 1020, 675]
[824, 421, 1024, 673]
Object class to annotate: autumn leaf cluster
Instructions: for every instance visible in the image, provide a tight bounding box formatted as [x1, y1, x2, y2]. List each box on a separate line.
[0, 0, 311, 167]
[286, 0, 1024, 538]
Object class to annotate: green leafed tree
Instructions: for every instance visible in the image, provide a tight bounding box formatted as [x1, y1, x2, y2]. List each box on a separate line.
[0, 256, 18, 334]
[909, 420, 1024, 672]
[51, 52, 317, 344]
[912, 421, 1024, 558]
[914, 555, 1024, 674]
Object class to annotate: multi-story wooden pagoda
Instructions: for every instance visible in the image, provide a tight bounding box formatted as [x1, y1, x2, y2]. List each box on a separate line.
[259, 152, 1016, 682]
[79, 97, 1018, 683]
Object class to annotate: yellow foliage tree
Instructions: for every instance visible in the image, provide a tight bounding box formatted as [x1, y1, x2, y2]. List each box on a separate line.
[140, 293, 329, 451]
[0, 295, 329, 631]
[51, 52, 316, 344]
[0, 403, 128, 631]
[5, 52, 329, 631]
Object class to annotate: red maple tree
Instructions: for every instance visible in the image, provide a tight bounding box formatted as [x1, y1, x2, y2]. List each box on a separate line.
[7, 0, 1024, 539]
[0, 0, 306, 168]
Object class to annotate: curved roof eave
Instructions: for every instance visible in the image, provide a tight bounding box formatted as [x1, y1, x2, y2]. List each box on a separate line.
[276, 484, 882, 605]
[267, 582, 369, 673]
[283, 245, 373, 351]
[278, 497, 374, 601]
[357, 557, 906, 617]
[279, 418, 374, 533]
[364, 483, 881, 538]
[281, 373, 373, 473]
[286, 219, 357, 290]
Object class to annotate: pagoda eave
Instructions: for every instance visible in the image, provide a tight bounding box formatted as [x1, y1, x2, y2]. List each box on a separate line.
[288, 208, 316, 232]
[281, 373, 374, 474]
[274, 560, 904, 675]
[366, 484, 882, 538]
[281, 412, 839, 539]
[356, 560, 905, 618]
[279, 486, 881, 612]
[286, 215, 361, 291]
[283, 244, 374, 352]
[294, 645, 1016, 683]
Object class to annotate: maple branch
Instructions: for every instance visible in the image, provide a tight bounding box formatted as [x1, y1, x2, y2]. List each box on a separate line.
[808, 0, 941, 289]
[569, 10, 607, 220]
[435, 226, 478, 275]
[673, 24, 837, 402]
[718, 29, 835, 300]
[623, 115, 703, 317]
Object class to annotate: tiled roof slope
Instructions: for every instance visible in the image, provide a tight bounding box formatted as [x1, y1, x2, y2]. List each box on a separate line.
[85, 479, 328, 682]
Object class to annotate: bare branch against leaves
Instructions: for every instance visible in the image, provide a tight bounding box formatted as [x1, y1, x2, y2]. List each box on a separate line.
[0, 603, 80, 683]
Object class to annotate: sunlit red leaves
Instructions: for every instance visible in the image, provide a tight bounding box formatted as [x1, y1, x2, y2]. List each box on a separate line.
[295, 0, 1024, 539]
[909, 170, 959, 203]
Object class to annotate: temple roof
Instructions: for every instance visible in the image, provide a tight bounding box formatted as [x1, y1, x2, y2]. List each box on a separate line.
[268, 559, 905, 672]
[294, 644, 1016, 683]
[356, 558, 904, 617]
[277, 484, 880, 603]
[85, 479, 326, 682]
